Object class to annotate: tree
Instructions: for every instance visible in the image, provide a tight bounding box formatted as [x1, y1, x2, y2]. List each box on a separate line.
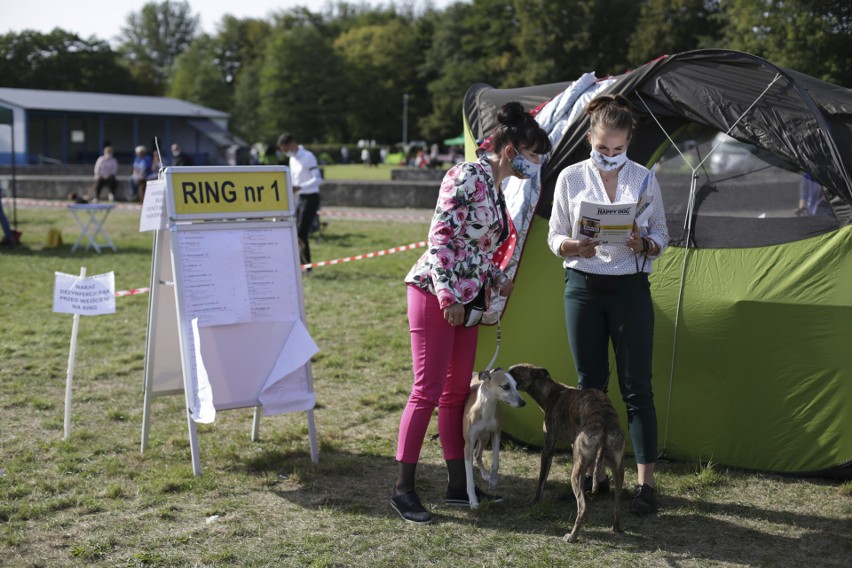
[210, 15, 272, 86]
[511, 0, 642, 85]
[168, 35, 232, 112]
[627, 0, 722, 66]
[0, 29, 141, 93]
[418, 1, 519, 141]
[119, 0, 200, 95]
[333, 18, 423, 143]
[257, 23, 345, 143]
[720, 0, 851, 86]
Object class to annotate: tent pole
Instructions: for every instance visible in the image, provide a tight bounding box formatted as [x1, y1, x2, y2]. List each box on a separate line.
[659, 171, 698, 458]
[637, 76, 784, 459]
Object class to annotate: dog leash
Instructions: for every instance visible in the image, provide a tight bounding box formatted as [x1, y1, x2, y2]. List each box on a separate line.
[484, 304, 502, 371]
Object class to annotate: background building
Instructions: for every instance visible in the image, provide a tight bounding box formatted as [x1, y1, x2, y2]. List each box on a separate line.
[0, 87, 247, 166]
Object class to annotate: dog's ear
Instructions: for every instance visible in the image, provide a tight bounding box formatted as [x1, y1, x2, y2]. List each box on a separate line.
[537, 367, 553, 381]
[478, 370, 491, 382]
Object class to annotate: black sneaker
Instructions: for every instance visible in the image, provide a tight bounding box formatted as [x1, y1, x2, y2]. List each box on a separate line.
[390, 487, 432, 524]
[630, 484, 658, 516]
[444, 484, 503, 507]
[558, 475, 610, 502]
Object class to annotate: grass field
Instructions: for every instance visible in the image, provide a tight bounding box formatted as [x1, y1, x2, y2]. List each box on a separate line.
[1, 205, 850, 567]
[320, 164, 395, 181]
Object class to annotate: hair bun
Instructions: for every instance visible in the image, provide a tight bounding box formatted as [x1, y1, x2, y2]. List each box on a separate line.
[497, 101, 527, 128]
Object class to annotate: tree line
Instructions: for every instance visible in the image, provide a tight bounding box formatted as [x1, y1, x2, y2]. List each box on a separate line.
[1, 0, 849, 146]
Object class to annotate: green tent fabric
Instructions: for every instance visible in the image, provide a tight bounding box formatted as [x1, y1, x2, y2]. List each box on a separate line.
[464, 49, 852, 477]
[443, 135, 465, 146]
[475, 221, 852, 475]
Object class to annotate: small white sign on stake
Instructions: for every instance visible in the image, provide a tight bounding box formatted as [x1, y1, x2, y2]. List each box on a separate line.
[53, 269, 116, 439]
[53, 271, 116, 315]
[139, 179, 167, 232]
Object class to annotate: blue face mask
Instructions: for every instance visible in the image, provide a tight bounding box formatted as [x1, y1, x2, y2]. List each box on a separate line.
[510, 150, 542, 179]
[590, 148, 628, 172]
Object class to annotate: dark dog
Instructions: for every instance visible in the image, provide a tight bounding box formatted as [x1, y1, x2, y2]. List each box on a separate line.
[509, 363, 625, 542]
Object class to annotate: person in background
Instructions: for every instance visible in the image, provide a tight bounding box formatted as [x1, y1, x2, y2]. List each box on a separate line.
[0, 191, 18, 246]
[129, 145, 152, 202]
[141, 150, 162, 202]
[361, 147, 371, 166]
[171, 143, 193, 167]
[547, 94, 669, 517]
[391, 101, 552, 523]
[92, 145, 118, 203]
[278, 132, 322, 269]
[340, 146, 349, 164]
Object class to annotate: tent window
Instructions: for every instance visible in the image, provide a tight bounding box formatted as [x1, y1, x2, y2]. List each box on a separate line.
[654, 125, 839, 248]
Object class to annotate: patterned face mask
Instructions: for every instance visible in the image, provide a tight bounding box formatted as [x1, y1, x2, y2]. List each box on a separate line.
[590, 148, 628, 172]
[510, 150, 542, 179]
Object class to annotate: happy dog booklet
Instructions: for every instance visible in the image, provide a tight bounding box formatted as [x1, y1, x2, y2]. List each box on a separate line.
[577, 170, 655, 244]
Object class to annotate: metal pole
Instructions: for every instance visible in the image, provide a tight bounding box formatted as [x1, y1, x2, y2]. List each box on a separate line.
[402, 94, 409, 147]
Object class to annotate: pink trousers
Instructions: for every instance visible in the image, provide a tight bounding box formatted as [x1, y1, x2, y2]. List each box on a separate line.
[396, 285, 479, 463]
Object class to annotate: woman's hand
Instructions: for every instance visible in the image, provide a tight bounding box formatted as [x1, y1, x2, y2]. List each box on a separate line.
[443, 303, 465, 326]
[498, 279, 514, 298]
[626, 222, 644, 253]
[577, 238, 600, 258]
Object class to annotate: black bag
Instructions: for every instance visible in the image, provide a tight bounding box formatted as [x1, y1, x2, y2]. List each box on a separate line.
[462, 287, 487, 327]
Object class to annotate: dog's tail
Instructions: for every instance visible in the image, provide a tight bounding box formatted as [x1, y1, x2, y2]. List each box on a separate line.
[591, 427, 607, 494]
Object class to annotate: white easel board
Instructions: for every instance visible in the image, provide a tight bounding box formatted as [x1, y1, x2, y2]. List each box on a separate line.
[141, 166, 319, 475]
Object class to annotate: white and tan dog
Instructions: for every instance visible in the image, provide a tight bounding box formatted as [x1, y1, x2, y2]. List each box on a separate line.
[462, 368, 526, 509]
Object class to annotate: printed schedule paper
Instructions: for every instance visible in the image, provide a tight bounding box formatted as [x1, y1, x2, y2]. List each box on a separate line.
[176, 228, 299, 327]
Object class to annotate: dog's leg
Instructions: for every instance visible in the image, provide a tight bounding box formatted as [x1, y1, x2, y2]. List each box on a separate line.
[489, 430, 500, 491]
[565, 446, 588, 542]
[531, 434, 556, 504]
[475, 433, 489, 483]
[612, 447, 625, 534]
[465, 436, 479, 510]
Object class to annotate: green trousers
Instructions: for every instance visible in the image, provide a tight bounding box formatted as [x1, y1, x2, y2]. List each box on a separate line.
[563, 268, 657, 464]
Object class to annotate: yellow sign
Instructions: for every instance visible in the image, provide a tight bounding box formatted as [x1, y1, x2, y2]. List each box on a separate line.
[170, 171, 289, 216]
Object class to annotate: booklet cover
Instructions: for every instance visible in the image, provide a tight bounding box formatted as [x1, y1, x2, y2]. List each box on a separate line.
[577, 201, 637, 244]
[577, 169, 657, 244]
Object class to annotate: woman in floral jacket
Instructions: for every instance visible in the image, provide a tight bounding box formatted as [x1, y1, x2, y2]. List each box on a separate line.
[391, 102, 552, 523]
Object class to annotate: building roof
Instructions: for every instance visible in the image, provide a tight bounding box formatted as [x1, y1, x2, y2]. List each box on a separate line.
[0, 87, 228, 118]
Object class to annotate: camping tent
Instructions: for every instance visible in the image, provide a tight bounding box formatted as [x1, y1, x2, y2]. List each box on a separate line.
[466, 49, 852, 477]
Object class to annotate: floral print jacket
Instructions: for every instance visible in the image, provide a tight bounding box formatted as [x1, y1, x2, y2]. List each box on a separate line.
[405, 156, 509, 310]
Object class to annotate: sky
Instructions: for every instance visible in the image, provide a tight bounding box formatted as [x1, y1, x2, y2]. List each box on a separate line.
[2, 0, 461, 44]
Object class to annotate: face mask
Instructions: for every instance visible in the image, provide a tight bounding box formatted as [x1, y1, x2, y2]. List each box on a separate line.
[590, 148, 628, 172]
[510, 150, 542, 179]
[285, 150, 295, 158]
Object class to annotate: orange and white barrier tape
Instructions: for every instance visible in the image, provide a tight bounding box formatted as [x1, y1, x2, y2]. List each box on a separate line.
[113, 241, 428, 295]
[302, 241, 427, 269]
[114, 287, 151, 297]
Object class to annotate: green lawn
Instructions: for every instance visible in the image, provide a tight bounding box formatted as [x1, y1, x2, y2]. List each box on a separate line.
[1, 206, 850, 567]
[320, 163, 395, 181]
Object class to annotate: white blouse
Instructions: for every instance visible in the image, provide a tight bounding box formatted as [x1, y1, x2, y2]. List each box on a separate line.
[547, 158, 669, 275]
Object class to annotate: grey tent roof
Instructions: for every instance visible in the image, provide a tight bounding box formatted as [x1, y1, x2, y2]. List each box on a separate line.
[0, 87, 228, 118]
[465, 49, 852, 231]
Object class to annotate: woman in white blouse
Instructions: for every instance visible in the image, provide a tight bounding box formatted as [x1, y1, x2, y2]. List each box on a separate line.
[547, 94, 669, 517]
